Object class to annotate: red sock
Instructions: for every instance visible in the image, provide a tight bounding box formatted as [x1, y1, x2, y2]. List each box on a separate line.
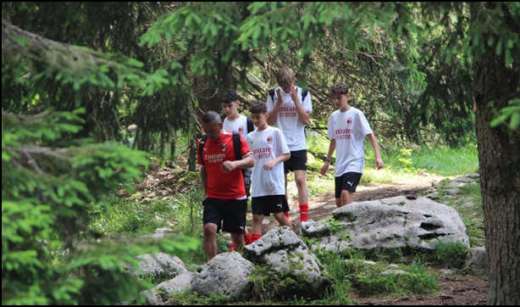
[251, 233, 262, 243]
[299, 203, 309, 222]
[244, 232, 254, 245]
[228, 242, 236, 252]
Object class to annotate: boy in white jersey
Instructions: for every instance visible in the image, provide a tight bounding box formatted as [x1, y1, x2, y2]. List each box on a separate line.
[222, 90, 255, 196]
[320, 83, 384, 207]
[266, 66, 312, 223]
[247, 102, 291, 243]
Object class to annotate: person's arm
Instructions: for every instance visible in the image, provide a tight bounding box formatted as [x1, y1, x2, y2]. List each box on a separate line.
[320, 139, 336, 175]
[290, 86, 311, 125]
[267, 89, 284, 125]
[368, 133, 384, 169]
[200, 166, 207, 196]
[264, 152, 291, 170]
[222, 153, 254, 171]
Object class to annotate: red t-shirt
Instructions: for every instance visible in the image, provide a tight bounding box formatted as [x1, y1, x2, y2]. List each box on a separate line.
[197, 131, 251, 199]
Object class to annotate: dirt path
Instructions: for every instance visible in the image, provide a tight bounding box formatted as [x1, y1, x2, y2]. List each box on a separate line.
[352, 274, 488, 305]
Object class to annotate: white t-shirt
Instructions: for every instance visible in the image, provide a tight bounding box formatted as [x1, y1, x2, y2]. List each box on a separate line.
[327, 106, 373, 176]
[223, 114, 249, 136]
[266, 86, 312, 151]
[247, 126, 290, 197]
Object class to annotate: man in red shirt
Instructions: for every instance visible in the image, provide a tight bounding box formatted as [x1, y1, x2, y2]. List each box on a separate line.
[198, 111, 255, 260]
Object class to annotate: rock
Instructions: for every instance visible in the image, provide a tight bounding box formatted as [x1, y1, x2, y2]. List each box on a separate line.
[191, 252, 254, 300]
[426, 192, 440, 200]
[345, 259, 377, 267]
[387, 264, 399, 269]
[445, 188, 460, 196]
[301, 220, 330, 237]
[439, 269, 455, 276]
[465, 246, 488, 277]
[147, 227, 174, 240]
[244, 226, 302, 259]
[381, 269, 409, 276]
[144, 272, 193, 305]
[309, 196, 469, 253]
[466, 173, 480, 180]
[134, 253, 187, 281]
[244, 226, 329, 298]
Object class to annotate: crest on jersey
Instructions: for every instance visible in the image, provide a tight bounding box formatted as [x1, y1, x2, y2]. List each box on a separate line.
[266, 136, 273, 143]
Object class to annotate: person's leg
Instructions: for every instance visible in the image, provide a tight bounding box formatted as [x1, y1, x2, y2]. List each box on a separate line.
[230, 232, 245, 250]
[338, 190, 353, 207]
[203, 223, 218, 260]
[274, 212, 291, 226]
[294, 170, 309, 221]
[251, 214, 264, 240]
[337, 172, 361, 207]
[222, 199, 248, 250]
[202, 198, 222, 260]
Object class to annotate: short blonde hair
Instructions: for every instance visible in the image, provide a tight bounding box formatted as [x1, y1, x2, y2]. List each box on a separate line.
[275, 66, 295, 87]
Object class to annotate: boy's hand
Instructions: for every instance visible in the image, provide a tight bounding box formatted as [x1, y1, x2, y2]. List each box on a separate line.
[320, 161, 330, 176]
[222, 160, 237, 172]
[376, 158, 384, 170]
[290, 85, 299, 103]
[276, 89, 284, 105]
[264, 159, 276, 170]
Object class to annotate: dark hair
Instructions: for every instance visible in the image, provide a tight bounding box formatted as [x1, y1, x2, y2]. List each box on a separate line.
[201, 111, 222, 124]
[249, 102, 267, 114]
[330, 83, 349, 96]
[223, 90, 239, 104]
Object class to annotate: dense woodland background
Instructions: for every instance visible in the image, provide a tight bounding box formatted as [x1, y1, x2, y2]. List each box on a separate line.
[2, 2, 519, 305]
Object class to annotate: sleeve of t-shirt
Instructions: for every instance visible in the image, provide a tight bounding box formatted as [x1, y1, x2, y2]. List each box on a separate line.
[276, 129, 290, 155]
[327, 114, 335, 140]
[239, 134, 251, 156]
[246, 132, 253, 147]
[357, 111, 373, 138]
[266, 93, 274, 113]
[303, 91, 312, 113]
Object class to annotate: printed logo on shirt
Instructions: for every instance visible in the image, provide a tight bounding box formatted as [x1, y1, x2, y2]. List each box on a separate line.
[280, 106, 297, 117]
[335, 128, 352, 140]
[346, 118, 352, 125]
[220, 143, 227, 152]
[253, 147, 272, 159]
[238, 127, 244, 134]
[206, 153, 226, 164]
[347, 181, 353, 186]
[266, 136, 272, 143]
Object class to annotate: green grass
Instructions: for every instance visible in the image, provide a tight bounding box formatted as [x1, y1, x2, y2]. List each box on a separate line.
[431, 241, 469, 269]
[307, 132, 479, 184]
[437, 181, 485, 247]
[365, 142, 479, 177]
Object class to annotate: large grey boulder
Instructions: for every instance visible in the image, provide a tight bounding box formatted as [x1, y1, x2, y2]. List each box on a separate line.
[308, 196, 469, 253]
[244, 226, 329, 298]
[465, 246, 488, 277]
[191, 252, 254, 300]
[144, 272, 194, 305]
[134, 252, 188, 281]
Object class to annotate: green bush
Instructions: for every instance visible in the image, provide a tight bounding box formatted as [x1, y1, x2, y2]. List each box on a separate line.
[2, 110, 198, 304]
[432, 241, 469, 269]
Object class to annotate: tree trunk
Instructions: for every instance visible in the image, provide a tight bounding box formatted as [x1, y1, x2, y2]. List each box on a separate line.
[472, 4, 520, 305]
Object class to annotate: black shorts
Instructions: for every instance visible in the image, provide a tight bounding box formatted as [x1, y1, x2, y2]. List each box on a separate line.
[335, 172, 362, 198]
[284, 150, 307, 173]
[252, 195, 289, 216]
[202, 198, 247, 234]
